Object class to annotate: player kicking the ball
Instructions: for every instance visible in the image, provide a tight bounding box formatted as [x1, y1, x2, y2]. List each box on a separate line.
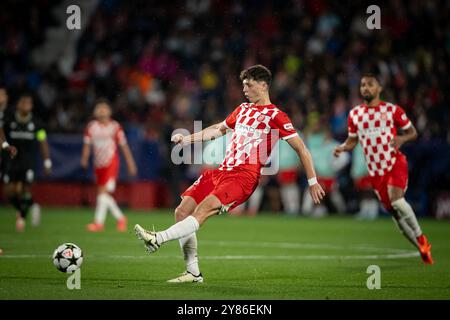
[334, 74, 434, 265]
[135, 65, 325, 282]
[81, 99, 137, 232]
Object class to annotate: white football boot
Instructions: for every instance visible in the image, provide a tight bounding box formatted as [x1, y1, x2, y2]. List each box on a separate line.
[134, 224, 160, 253]
[167, 271, 204, 283]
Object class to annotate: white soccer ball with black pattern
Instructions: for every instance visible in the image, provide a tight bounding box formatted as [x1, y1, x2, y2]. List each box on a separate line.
[52, 243, 83, 273]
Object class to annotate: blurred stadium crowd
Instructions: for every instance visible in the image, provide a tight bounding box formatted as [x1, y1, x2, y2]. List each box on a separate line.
[1, 0, 449, 216]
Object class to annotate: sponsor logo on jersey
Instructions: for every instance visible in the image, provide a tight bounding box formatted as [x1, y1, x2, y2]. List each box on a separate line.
[235, 123, 265, 136]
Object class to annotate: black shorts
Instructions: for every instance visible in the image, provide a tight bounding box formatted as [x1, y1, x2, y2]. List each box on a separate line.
[1, 160, 35, 184]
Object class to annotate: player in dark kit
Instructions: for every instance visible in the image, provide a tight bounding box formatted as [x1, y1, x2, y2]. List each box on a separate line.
[0, 86, 18, 171]
[0, 86, 17, 254]
[1, 93, 51, 232]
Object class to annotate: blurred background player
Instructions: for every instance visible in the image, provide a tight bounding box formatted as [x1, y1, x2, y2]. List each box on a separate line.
[351, 144, 379, 220]
[81, 99, 137, 232]
[0, 86, 9, 123]
[1, 86, 18, 176]
[334, 74, 434, 265]
[1, 93, 50, 232]
[0, 86, 18, 244]
[302, 113, 349, 217]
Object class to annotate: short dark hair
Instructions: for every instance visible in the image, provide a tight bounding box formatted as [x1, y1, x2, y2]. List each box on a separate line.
[361, 73, 382, 85]
[94, 98, 111, 108]
[18, 92, 34, 100]
[240, 64, 272, 87]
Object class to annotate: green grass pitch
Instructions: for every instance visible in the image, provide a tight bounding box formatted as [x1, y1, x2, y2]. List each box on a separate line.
[0, 207, 449, 300]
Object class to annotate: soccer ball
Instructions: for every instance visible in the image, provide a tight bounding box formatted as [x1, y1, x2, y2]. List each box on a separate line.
[52, 243, 83, 273]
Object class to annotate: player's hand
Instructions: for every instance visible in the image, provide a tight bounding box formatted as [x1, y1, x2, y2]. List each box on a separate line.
[171, 134, 189, 146]
[309, 183, 325, 205]
[80, 157, 88, 169]
[333, 145, 345, 157]
[389, 136, 405, 149]
[6, 145, 17, 158]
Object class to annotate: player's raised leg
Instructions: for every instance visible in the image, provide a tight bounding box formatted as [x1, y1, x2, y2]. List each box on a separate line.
[388, 185, 434, 264]
[135, 195, 221, 252]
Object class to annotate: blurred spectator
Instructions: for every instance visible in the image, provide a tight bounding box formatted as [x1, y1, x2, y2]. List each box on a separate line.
[301, 113, 348, 217]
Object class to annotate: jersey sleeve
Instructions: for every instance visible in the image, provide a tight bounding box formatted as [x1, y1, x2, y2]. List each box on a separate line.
[272, 111, 298, 140]
[115, 123, 127, 146]
[223, 105, 242, 130]
[347, 111, 358, 137]
[83, 123, 93, 144]
[35, 119, 48, 142]
[393, 105, 412, 130]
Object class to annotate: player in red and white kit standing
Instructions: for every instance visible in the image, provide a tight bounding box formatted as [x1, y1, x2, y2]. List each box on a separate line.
[134, 65, 325, 283]
[81, 99, 137, 232]
[334, 74, 433, 264]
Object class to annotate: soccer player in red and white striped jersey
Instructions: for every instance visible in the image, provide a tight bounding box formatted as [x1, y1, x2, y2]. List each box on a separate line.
[135, 65, 325, 283]
[81, 99, 137, 232]
[334, 74, 433, 264]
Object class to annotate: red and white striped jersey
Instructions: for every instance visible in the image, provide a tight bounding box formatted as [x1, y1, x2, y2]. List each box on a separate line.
[220, 102, 298, 174]
[348, 101, 412, 177]
[84, 120, 127, 168]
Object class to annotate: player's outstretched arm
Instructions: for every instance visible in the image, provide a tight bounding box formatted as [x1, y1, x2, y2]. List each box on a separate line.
[0, 128, 17, 158]
[80, 142, 91, 169]
[119, 143, 138, 177]
[333, 136, 358, 157]
[171, 121, 228, 146]
[287, 135, 325, 204]
[37, 129, 52, 175]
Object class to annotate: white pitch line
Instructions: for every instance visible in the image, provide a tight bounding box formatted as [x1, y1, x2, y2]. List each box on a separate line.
[200, 240, 412, 253]
[0, 251, 419, 261]
[0, 241, 419, 261]
[0, 239, 414, 254]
